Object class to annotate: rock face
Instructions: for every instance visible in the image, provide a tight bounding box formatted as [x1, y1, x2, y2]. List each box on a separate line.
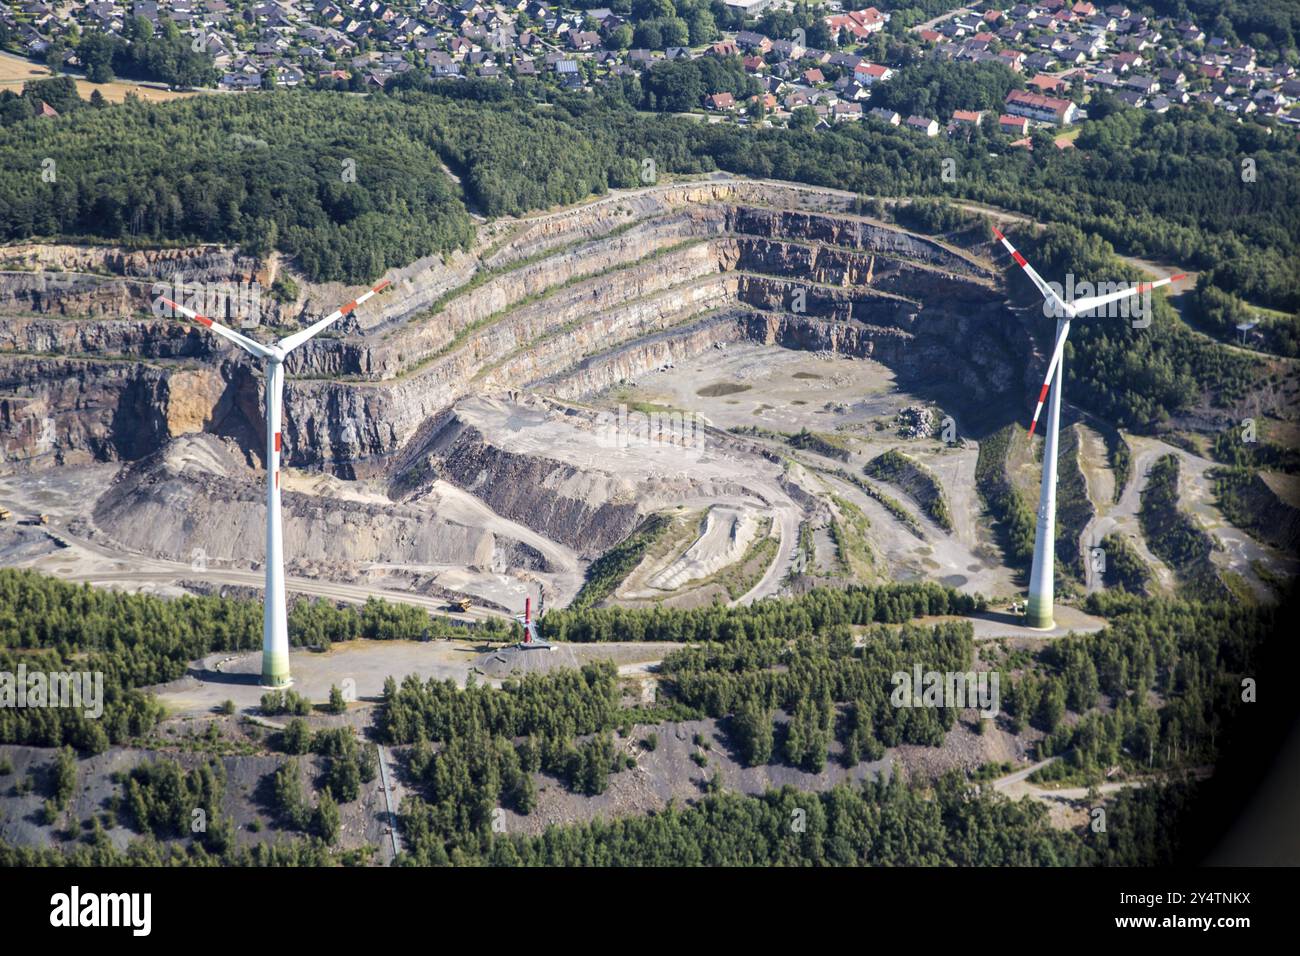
[92, 433, 551, 575]
[0, 178, 1019, 483]
[414, 412, 641, 557]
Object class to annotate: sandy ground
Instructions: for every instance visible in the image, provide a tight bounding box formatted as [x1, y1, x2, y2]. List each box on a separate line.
[646, 506, 757, 591]
[1075, 422, 1117, 592]
[0, 460, 569, 621]
[460, 395, 802, 604]
[610, 343, 1019, 599]
[917, 605, 1107, 640]
[149, 640, 485, 715]
[147, 638, 682, 717]
[1080, 433, 1177, 593]
[612, 344, 896, 434]
[498, 714, 894, 838]
[1165, 437, 1298, 597]
[0, 51, 200, 104]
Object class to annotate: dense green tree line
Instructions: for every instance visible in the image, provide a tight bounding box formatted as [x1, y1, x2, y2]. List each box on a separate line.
[379, 663, 620, 745]
[0, 832, 352, 866]
[399, 772, 1089, 866]
[870, 60, 1024, 122]
[542, 581, 983, 643]
[0, 92, 472, 283]
[2, 82, 1295, 312]
[974, 424, 1036, 572]
[663, 622, 973, 757]
[0, 569, 502, 749]
[75, 17, 218, 88]
[640, 56, 760, 112]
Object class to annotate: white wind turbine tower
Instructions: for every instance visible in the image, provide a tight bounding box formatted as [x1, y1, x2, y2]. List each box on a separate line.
[163, 279, 390, 685]
[990, 225, 1184, 629]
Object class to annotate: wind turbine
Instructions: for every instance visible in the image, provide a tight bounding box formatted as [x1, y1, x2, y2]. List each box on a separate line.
[990, 225, 1184, 629]
[162, 278, 390, 685]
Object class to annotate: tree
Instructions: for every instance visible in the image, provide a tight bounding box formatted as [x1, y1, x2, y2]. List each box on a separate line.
[51, 746, 77, 810]
[1037, 683, 1066, 733]
[327, 751, 361, 802]
[327, 684, 347, 714]
[730, 700, 774, 766]
[273, 760, 309, 830]
[687, 8, 717, 45]
[281, 718, 312, 755]
[610, 23, 634, 50]
[314, 789, 340, 844]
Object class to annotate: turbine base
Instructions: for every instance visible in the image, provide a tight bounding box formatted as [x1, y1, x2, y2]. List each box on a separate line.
[261, 650, 292, 688]
[1023, 602, 1055, 631]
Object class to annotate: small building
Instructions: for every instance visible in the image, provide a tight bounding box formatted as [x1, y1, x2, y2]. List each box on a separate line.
[906, 115, 939, 136]
[1005, 88, 1078, 124]
[998, 113, 1030, 136]
[853, 62, 893, 85]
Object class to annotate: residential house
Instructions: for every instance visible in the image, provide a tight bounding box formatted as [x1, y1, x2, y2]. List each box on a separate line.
[906, 115, 939, 136]
[1005, 88, 1078, 124]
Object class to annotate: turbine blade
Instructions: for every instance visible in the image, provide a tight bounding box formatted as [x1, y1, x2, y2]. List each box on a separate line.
[1028, 320, 1071, 438]
[278, 279, 391, 353]
[162, 297, 274, 359]
[1070, 274, 1187, 314]
[991, 225, 1073, 318]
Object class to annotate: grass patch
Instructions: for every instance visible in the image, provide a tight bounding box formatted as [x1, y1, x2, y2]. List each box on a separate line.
[570, 513, 673, 610]
[863, 449, 953, 532]
[1139, 454, 1226, 600]
[697, 382, 752, 397]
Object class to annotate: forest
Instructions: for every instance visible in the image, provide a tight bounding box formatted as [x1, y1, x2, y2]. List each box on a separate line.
[0, 79, 1295, 316]
[0, 563, 1290, 867]
[0, 569, 507, 750]
[1002, 222, 1262, 429]
[869, 59, 1025, 121]
[0, 771, 1202, 867]
[1147, 0, 1300, 53]
[75, 17, 218, 88]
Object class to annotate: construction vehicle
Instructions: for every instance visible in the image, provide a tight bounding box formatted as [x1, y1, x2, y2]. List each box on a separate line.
[450, 597, 472, 613]
[0, 507, 11, 521]
[38, 513, 49, 525]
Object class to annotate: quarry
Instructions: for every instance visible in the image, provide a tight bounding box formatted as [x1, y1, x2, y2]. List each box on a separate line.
[1, 175, 1297, 855]
[4, 175, 1288, 618]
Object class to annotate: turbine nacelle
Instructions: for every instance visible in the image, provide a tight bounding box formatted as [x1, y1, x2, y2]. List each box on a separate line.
[990, 226, 1185, 436]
